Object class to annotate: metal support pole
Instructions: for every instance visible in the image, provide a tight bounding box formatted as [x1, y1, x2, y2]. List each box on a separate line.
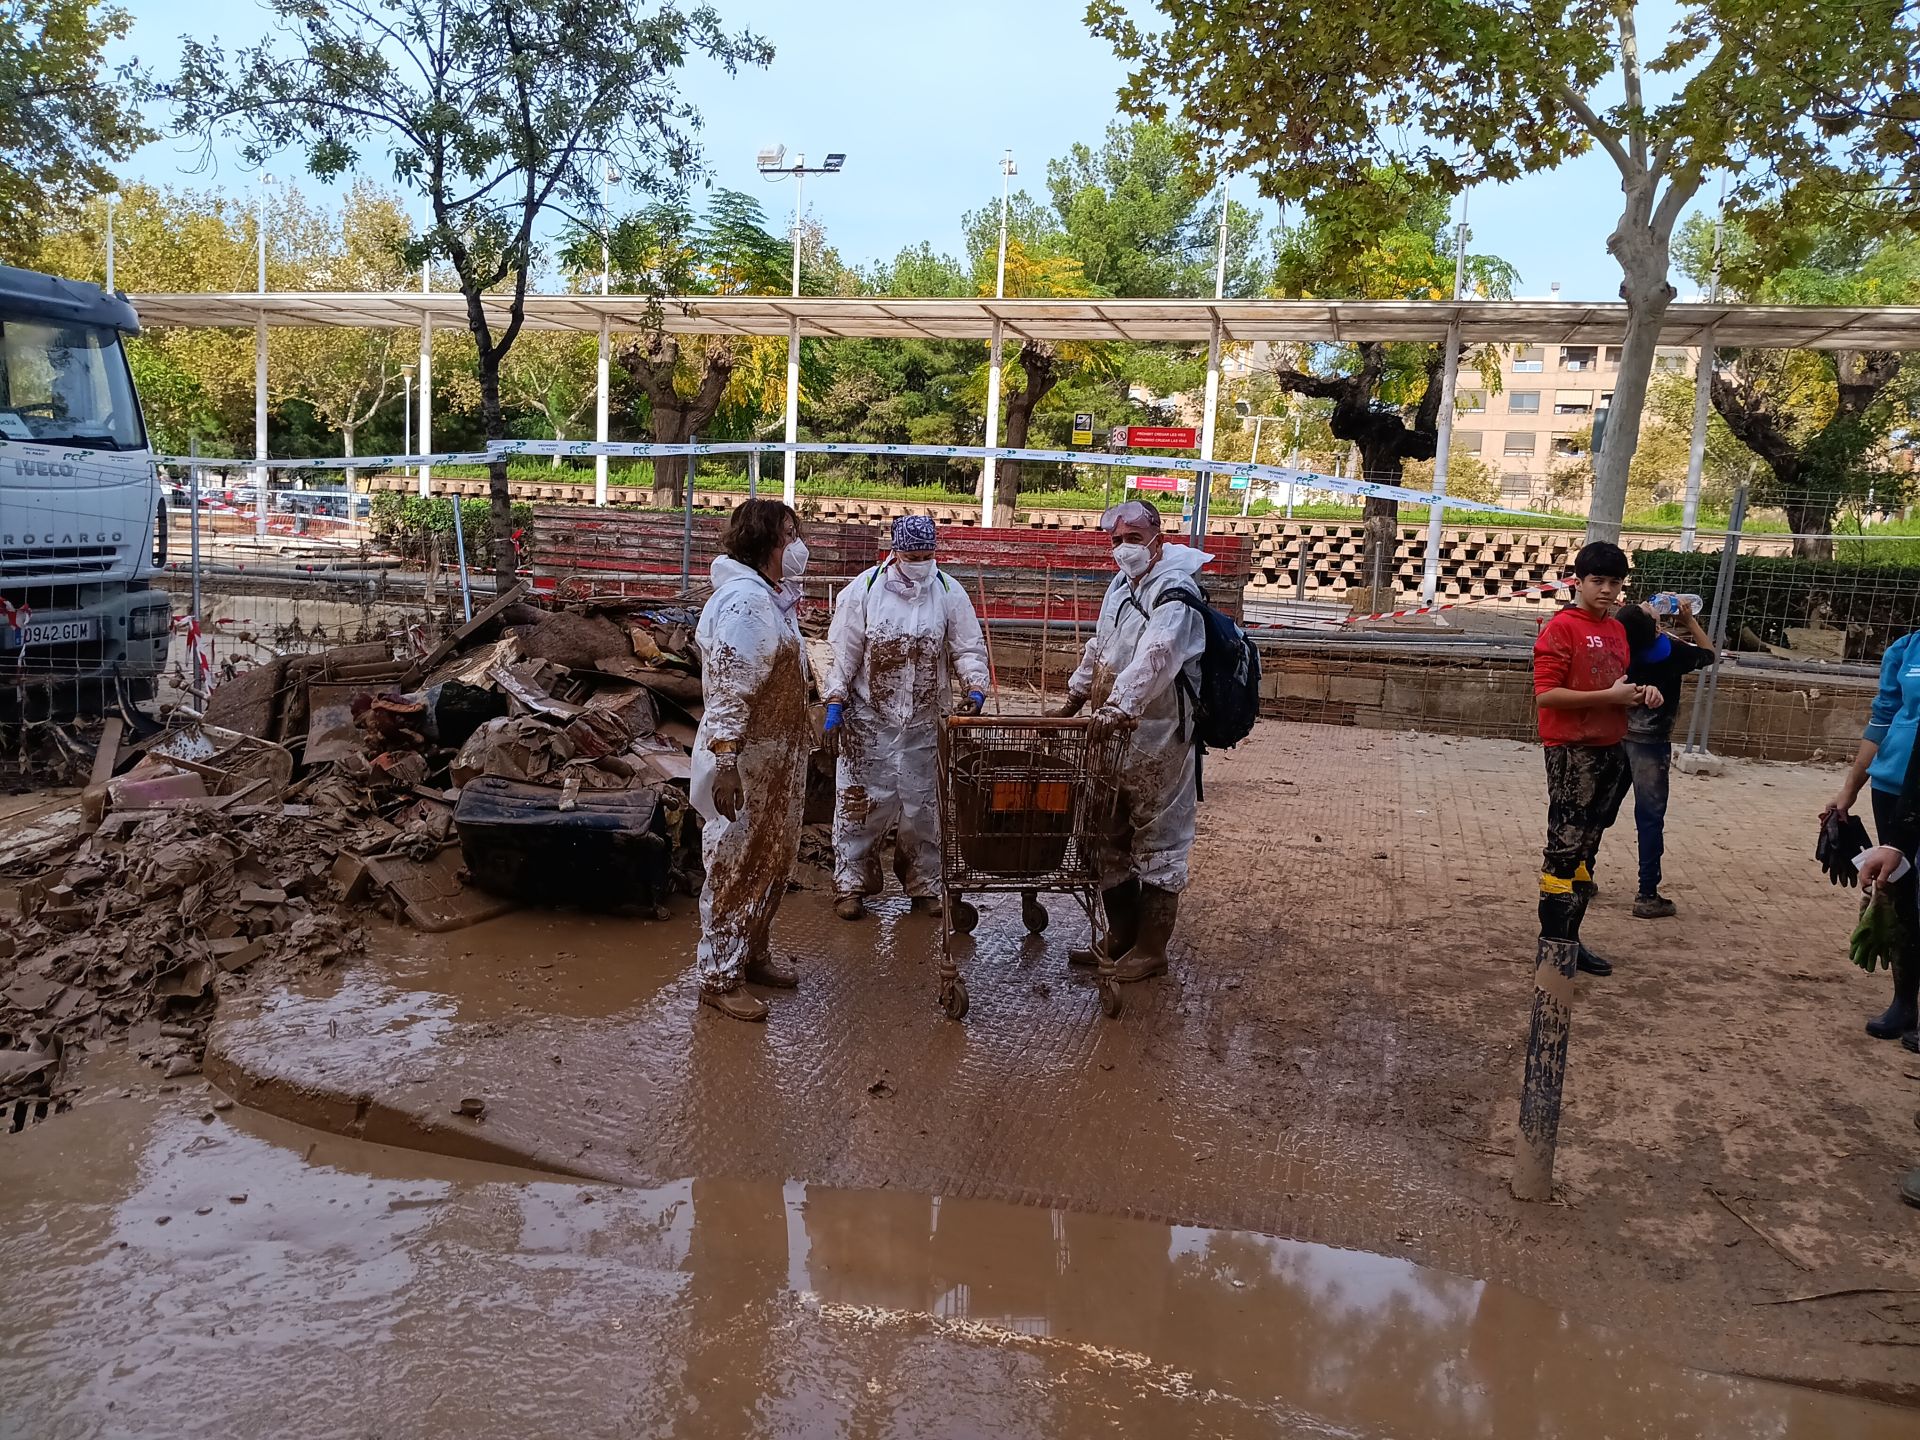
[105, 193, 116, 290]
[595, 316, 611, 506]
[1512, 937, 1580, 1200]
[1679, 328, 1717, 553]
[254, 316, 268, 540]
[782, 319, 800, 505]
[188, 441, 203, 705]
[449, 492, 473, 622]
[403, 372, 412, 476]
[1240, 415, 1263, 517]
[748, 446, 760, 498]
[1191, 315, 1222, 541]
[982, 319, 1004, 529]
[419, 264, 434, 498]
[1421, 314, 1465, 604]
[1683, 484, 1748, 757]
[681, 434, 697, 596]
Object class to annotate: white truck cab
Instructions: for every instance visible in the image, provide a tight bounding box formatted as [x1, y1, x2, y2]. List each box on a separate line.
[0, 264, 171, 718]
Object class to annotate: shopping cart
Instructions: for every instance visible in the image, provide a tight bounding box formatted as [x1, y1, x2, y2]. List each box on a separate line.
[935, 715, 1127, 1021]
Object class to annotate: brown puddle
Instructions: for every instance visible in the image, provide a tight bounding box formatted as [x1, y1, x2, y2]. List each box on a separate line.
[1, 1090, 1911, 1440]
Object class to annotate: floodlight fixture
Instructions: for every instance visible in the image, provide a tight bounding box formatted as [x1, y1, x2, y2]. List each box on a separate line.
[756, 145, 787, 170]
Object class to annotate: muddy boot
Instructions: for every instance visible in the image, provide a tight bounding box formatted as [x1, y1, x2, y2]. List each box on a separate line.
[1866, 961, 1918, 1040]
[1902, 1169, 1920, 1210]
[1632, 893, 1677, 919]
[1070, 880, 1140, 968]
[1111, 885, 1177, 983]
[743, 955, 799, 990]
[1575, 945, 1613, 977]
[699, 986, 769, 1022]
[834, 894, 865, 922]
[910, 895, 944, 917]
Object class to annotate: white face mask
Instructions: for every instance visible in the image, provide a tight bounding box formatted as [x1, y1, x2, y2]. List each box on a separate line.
[1113, 542, 1155, 580]
[899, 558, 935, 583]
[782, 539, 809, 578]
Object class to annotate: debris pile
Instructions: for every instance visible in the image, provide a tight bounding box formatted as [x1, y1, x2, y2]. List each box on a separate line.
[2, 584, 834, 1105]
[2, 806, 369, 1108]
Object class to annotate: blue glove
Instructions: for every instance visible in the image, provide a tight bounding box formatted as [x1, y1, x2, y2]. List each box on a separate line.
[968, 690, 986, 712]
[824, 702, 843, 732]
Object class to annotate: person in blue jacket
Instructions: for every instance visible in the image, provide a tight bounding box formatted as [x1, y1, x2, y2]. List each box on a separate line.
[1822, 630, 1920, 1047]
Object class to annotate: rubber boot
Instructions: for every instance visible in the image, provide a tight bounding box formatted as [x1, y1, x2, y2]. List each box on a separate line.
[1071, 880, 1140, 968]
[743, 955, 799, 989]
[834, 894, 865, 922]
[1112, 885, 1177, 984]
[1571, 882, 1612, 977]
[1866, 959, 1918, 1040]
[910, 895, 944, 917]
[699, 986, 769, 1022]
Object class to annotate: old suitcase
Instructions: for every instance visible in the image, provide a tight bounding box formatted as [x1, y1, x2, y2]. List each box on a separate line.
[454, 776, 673, 914]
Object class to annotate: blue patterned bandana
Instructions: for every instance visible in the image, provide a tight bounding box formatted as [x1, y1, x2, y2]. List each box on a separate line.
[891, 515, 937, 552]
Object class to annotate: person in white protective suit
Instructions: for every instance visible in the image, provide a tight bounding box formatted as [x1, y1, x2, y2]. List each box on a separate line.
[1049, 498, 1209, 984]
[823, 515, 991, 920]
[689, 499, 814, 1023]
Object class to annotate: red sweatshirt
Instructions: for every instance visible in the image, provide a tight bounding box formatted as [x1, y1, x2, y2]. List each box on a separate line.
[1533, 605, 1630, 747]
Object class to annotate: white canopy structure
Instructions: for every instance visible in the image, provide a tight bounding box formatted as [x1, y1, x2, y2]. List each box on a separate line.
[131, 289, 1920, 590]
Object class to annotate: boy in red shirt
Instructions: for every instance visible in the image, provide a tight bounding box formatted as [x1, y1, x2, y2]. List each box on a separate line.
[1533, 542, 1663, 976]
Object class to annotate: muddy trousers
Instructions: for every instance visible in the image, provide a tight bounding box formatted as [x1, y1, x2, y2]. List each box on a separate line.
[832, 718, 941, 898]
[1871, 786, 1920, 1016]
[1539, 743, 1630, 941]
[697, 771, 805, 992]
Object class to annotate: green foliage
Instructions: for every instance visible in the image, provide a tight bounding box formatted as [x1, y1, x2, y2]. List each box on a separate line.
[0, 0, 152, 253]
[1629, 548, 1920, 661]
[368, 491, 533, 566]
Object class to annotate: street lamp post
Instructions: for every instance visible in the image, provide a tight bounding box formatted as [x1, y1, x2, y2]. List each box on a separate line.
[757, 146, 846, 506]
[596, 160, 620, 506]
[1233, 400, 1283, 517]
[982, 149, 1015, 528]
[104, 191, 117, 290]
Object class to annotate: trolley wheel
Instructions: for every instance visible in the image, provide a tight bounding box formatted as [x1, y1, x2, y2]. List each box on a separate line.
[940, 975, 970, 1021]
[951, 898, 980, 935]
[1020, 891, 1049, 935]
[1098, 978, 1123, 1019]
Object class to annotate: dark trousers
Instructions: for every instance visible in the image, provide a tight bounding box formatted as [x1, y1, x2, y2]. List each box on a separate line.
[1623, 738, 1670, 896]
[1871, 787, 1920, 1007]
[1539, 743, 1631, 940]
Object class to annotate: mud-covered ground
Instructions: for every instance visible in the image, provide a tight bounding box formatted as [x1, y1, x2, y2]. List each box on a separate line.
[8, 721, 1920, 1418]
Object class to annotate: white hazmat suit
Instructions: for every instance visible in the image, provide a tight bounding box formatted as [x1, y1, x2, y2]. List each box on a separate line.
[1067, 544, 1211, 893]
[825, 561, 990, 899]
[690, 555, 812, 991]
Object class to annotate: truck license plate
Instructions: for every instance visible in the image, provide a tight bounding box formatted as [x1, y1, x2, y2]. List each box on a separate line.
[9, 617, 96, 647]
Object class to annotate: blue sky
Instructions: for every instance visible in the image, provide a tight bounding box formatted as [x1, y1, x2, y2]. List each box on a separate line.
[106, 0, 1702, 301]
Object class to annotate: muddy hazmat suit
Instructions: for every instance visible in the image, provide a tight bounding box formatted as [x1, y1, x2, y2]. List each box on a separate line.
[690, 556, 812, 993]
[1063, 543, 1210, 980]
[825, 560, 990, 901]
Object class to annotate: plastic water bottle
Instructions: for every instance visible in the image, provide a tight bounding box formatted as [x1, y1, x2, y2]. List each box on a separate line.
[1647, 592, 1703, 616]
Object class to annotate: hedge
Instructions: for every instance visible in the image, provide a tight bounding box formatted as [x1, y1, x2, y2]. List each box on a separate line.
[369, 492, 534, 568]
[1630, 549, 1920, 662]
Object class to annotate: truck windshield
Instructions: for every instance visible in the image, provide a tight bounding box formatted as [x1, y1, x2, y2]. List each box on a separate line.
[0, 312, 145, 451]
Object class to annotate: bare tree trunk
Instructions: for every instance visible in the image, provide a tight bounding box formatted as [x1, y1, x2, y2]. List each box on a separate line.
[479, 353, 515, 589]
[342, 424, 356, 489]
[619, 335, 736, 507]
[1588, 188, 1676, 542]
[996, 342, 1059, 526]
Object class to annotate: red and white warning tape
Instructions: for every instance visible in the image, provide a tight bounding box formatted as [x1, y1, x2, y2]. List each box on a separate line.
[1340, 575, 1575, 625]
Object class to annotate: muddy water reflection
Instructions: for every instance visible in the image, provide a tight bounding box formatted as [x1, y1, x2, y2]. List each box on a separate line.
[1, 1096, 1909, 1440]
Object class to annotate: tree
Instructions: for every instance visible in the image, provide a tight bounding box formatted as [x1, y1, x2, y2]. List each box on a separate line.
[277, 181, 416, 481]
[565, 189, 799, 502]
[1675, 210, 1920, 554]
[1088, 0, 1920, 543]
[500, 330, 599, 465]
[1263, 174, 1517, 606]
[0, 0, 152, 254]
[174, 0, 773, 586]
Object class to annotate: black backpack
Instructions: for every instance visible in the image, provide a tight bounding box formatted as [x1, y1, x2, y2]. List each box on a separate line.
[1151, 586, 1262, 798]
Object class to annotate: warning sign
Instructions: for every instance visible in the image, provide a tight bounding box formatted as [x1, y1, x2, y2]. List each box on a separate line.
[1126, 475, 1187, 493]
[1119, 425, 1198, 449]
[1071, 412, 1094, 446]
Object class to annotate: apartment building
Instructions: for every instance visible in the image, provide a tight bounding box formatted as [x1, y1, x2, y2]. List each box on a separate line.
[1454, 342, 1697, 511]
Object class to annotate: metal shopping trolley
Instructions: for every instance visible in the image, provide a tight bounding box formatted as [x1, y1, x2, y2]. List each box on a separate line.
[934, 715, 1126, 1021]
